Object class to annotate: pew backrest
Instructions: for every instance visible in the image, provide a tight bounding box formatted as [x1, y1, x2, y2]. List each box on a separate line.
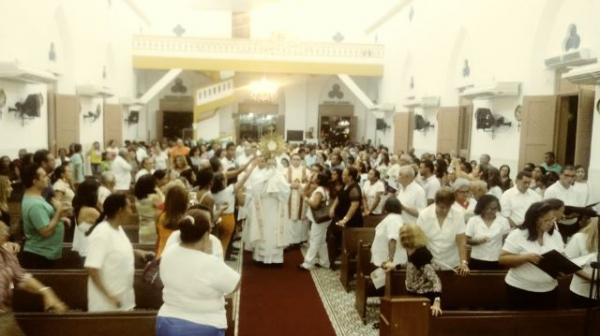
[384, 270, 572, 309]
[13, 270, 163, 312]
[342, 228, 375, 257]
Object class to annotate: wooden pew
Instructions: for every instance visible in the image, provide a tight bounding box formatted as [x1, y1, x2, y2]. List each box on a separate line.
[18, 243, 154, 270]
[363, 214, 386, 228]
[14, 271, 235, 336]
[13, 270, 163, 311]
[379, 270, 592, 336]
[379, 297, 600, 336]
[384, 270, 572, 309]
[340, 227, 375, 292]
[355, 241, 379, 323]
[15, 311, 157, 336]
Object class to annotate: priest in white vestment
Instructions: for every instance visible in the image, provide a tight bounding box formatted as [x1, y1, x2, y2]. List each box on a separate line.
[245, 158, 291, 264]
[286, 154, 309, 245]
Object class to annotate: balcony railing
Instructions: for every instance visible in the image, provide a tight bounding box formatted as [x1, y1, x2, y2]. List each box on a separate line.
[196, 78, 235, 106]
[133, 35, 384, 63]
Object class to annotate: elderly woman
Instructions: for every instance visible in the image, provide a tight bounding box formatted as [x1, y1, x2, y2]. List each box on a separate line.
[416, 187, 469, 275]
[0, 221, 67, 335]
[399, 223, 443, 316]
[499, 201, 565, 309]
[85, 194, 153, 311]
[134, 175, 163, 244]
[451, 178, 476, 222]
[371, 197, 406, 270]
[465, 195, 510, 270]
[157, 209, 240, 336]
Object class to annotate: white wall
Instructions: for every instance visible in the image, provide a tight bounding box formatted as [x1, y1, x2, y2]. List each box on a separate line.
[469, 98, 522, 174]
[79, 97, 104, 150]
[0, 0, 145, 155]
[195, 113, 221, 141]
[0, 80, 48, 157]
[371, 0, 600, 176]
[411, 107, 437, 156]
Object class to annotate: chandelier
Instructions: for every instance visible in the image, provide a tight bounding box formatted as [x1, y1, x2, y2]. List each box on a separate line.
[248, 77, 279, 102]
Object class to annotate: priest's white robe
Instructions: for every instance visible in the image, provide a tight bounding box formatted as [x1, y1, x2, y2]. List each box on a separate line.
[246, 167, 290, 264]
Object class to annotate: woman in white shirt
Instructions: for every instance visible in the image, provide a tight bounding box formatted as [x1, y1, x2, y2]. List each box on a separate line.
[465, 195, 510, 270]
[499, 201, 565, 309]
[52, 164, 75, 206]
[85, 194, 154, 312]
[484, 167, 503, 200]
[300, 173, 331, 270]
[72, 179, 101, 258]
[572, 165, 589, 207]
[371, 196, 406, 270]
[564, 219, 598, 308]
[157, 208, 240, 336]
[362, 169, 386, 216]
[211, 160, 256, 260]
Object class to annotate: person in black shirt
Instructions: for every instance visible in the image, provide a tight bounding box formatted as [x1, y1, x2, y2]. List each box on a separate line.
[326, 166, 363, 269]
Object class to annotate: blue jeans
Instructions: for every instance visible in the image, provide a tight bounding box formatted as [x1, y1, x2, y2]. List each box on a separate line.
[156, 316, 225, 336]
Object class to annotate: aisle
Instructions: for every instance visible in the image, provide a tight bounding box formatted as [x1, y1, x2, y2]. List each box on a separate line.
[238, 249, 336, 336]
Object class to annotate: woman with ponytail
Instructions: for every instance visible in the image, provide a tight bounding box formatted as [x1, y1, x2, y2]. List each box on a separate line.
[84, 194, 154, 312]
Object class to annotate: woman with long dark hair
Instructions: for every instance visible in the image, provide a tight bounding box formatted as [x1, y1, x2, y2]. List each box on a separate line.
[134, 174, 163, 244]
[72, 179, 101, 258]
[499, 201, 565, 309]
[85, 194, 153, 312]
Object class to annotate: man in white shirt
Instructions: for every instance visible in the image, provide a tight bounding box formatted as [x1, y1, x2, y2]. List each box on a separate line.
[110, 149, 133, 192]
[500, 170, 541, 227]
[396, 165, 427, 224]
[418, 159, 441, 205]
[135, 143, 148, 164]
[416, 187, 469, 275]
[543, 165, 579, 240]
[221, 142, 238, 172]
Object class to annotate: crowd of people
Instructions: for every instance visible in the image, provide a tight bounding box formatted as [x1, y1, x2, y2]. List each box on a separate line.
[0, 136, 599, 334]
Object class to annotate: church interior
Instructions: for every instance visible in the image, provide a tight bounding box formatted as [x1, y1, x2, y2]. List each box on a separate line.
[0, 0, 600, 335]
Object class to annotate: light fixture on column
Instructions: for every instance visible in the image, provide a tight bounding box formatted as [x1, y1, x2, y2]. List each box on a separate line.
[248, 77, 279, 103]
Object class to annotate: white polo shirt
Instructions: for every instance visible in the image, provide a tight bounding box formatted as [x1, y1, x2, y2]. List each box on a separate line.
[419, 175, 441, 201]
[452, 198, 476, 223]
[564, 232, 597, 298]
[363, 180, 386, 215]
[544, 181, 578, 225]
[500, 186, 542, 226]
[396, 181, 427, 224]
[417, 204, 466, 269]
[502, 228, 564, 292]
[370, 213, 407, 267]
[465, 215, 511, 261]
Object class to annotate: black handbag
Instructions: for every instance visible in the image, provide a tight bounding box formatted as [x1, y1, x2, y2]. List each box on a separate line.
[311, 200, 331, 224]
